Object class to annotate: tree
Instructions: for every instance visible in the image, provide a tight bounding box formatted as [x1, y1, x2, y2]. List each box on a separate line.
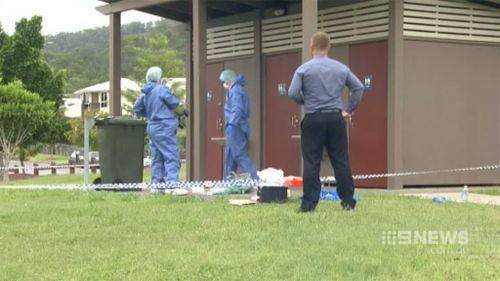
[0, 23, 8, 78]
[1, 16, 65, 108]
[152, 19, 187, 60]
[133, 33, 184, 82]
[37, 108, 70, 159]
[0, 81, 55, 182]
[122, 89, 140, 116]
[64, 111, 106, 151]
[43, 20, 186, 94]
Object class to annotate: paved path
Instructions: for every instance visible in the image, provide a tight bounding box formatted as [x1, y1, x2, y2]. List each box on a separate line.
[356, 187, 500, 206]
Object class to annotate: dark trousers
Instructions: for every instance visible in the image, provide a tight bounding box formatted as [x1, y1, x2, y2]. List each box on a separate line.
[300, 111, 355, 210]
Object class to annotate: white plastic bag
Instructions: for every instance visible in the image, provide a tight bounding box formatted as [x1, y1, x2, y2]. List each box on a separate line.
[257, 167, 285, 187]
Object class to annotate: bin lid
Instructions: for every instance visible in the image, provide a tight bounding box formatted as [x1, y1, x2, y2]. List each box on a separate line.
[95, 117, 146, 126]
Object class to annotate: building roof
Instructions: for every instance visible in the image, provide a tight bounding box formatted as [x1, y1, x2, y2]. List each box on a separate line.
[97, 0, 302, 22]
[74, 78, 141, 95]
[97, 0, 500, 22]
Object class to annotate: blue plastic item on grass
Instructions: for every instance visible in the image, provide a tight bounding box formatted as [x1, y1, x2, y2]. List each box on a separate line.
[320, 190, 340, 200]
[432, 196, 449, 203]
[301, 190, 360, 203]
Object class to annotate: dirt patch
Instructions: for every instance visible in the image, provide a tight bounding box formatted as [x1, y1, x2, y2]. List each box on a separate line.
[7, 173, 37, 181]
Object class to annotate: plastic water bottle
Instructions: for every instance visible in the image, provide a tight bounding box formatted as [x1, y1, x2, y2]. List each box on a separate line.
[462, 185, 469, 202]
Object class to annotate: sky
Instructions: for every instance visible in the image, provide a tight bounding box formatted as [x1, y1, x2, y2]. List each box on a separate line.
[0, 0, 161, 35]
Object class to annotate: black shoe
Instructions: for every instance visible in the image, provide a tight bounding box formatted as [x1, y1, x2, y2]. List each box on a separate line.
[297, 204, 316, 213]
[296, 207, 315, 213]
[341, 199, 356, 211]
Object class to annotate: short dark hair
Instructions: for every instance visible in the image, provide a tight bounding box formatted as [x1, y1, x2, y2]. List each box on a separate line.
[310, 31, 330, 51]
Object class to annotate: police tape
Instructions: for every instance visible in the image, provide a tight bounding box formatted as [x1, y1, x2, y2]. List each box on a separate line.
[0, 179, 262, 191]
[322, 164, 500, 182]
[1, 163, 500, 191]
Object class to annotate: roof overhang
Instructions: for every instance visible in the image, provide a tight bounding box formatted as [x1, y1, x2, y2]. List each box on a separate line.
[96, 0, 500, 22]
[97, 0, 302, 22]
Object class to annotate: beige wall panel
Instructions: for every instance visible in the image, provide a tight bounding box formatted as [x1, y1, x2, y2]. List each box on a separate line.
[403, 40, 500, 186]
[224, 57, 261, 170]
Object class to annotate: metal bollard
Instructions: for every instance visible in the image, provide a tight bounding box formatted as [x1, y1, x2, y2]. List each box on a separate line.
[90, 160, 97, 174]
[51, 162, 56, 175]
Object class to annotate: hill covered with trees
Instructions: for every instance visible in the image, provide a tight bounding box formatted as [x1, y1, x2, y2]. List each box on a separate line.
[44, 19, 187, 93]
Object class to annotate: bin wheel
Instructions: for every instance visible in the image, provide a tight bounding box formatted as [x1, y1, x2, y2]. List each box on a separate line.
[93, 177, 102, 184]
[112, 179, 123, 184]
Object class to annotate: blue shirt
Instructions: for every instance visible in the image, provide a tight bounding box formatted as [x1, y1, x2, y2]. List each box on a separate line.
[288, 55, 364, 114]
[133, 81, 180, 121]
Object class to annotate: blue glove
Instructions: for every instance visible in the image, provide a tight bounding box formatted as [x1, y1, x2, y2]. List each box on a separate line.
[226, 125, 233, 137]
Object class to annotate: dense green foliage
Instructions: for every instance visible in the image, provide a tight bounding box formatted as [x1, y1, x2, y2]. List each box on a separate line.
[44, 19, 187, 93]
[0, 16, 70, 166]
[0, 82, 57, 181]
[1, 16, 65, 108]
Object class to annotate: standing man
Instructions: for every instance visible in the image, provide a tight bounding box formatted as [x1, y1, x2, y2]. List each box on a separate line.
[288, 32, 365, 212]
[219, 69, 259, 180]
[134, 66, 181, 183]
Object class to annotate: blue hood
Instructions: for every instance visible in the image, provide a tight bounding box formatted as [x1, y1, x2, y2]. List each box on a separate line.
[234, 75, 246, 87]
[142, 81, 157, 94]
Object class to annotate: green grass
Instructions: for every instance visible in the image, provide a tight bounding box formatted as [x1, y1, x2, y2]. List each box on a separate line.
[4, 164, 186, 186]
[3, 173, 101, 186]
[471, 188, 500, 196]
[28, 153, 69, 164]
[0, 190, 498, 280]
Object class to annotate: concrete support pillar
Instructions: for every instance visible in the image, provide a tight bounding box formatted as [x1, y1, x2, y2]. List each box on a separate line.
[109, 13, 122, 116]
[185, 23, 193, 180]
[302, 0, 318, 63]
[387, 0, 404, 189]
[192, 0, 207, 180]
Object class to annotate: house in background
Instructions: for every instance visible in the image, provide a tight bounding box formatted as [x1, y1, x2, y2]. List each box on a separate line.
[63, 94, 82, 118]
[74, 78, 141, 117]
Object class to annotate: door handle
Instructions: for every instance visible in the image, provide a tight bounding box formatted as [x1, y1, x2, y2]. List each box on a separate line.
[291, 115, 299, 128]
[216, 118, 223, 131]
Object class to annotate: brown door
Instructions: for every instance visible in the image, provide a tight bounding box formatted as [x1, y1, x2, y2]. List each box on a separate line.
[348, 41, 388, 188]
[264, 53, 301, 176]
[206, 63, 224, 180]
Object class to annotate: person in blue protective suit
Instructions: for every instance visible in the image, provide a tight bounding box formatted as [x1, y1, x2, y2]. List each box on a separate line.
[219, 69, 259, 180]
[133, 66, 181, 183]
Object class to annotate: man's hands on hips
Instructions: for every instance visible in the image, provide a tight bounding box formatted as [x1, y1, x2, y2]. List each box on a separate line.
[342, 111, 354, 125]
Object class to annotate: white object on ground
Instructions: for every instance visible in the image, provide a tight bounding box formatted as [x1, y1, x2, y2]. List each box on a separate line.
[229, 199, 257, 206]
[257, 167, 285, 187]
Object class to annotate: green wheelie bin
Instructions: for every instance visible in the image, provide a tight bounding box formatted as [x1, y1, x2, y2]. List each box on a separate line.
[94, 117, 147, 184]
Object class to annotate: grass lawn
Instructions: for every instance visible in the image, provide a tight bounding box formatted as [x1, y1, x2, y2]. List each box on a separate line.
[28, 153, 69, 164]
[3, 164, 186, 186]
[0, 190, 498, 280]
[471, 188, 500, 196]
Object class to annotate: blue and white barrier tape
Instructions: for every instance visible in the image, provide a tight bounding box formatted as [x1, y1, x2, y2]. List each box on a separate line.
[1, 164, 500, 190]
[321, 164, 500, 182]
[0, 179, 264, 191]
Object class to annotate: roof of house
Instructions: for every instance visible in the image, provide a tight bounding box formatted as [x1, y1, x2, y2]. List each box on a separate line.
[74, 78, 141, 95]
